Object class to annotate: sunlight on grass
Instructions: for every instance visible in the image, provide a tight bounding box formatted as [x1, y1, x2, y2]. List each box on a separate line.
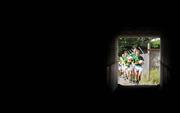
[140, 68, 160, 85]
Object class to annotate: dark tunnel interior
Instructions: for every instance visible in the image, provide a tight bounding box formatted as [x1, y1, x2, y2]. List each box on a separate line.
[5, 13, 180, 112]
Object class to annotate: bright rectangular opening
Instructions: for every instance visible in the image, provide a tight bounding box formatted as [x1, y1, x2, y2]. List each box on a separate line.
[118, 35, 160, 86]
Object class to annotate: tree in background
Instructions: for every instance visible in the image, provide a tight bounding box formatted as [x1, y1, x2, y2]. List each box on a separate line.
[150, 38, 160, 49]
[118, 36, 152, 55]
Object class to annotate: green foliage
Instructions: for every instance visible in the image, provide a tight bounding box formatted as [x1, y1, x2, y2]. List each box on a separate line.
[118, 37, 160, 55]
[150, 39, 160, 49]
[118, 36, 152, 55]
[150, 68, 160, 84]
[140, 68, 160, 85]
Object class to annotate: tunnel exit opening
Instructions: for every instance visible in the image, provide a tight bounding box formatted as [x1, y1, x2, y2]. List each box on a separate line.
[106, 29, 168, 93]
[117, 35, 161, 86]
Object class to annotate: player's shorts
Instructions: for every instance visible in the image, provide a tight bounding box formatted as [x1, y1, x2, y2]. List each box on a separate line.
[134, 65, 143, 73]
[118, 64, 122, 70]
[122, 65, 132, 72]
[127, 65, 133, 71]
[130, 64, 135, 70]
[122, 65, 127, 72]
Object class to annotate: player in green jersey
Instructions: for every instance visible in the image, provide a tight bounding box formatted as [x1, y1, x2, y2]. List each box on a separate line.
[134, 49, 144, 84]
